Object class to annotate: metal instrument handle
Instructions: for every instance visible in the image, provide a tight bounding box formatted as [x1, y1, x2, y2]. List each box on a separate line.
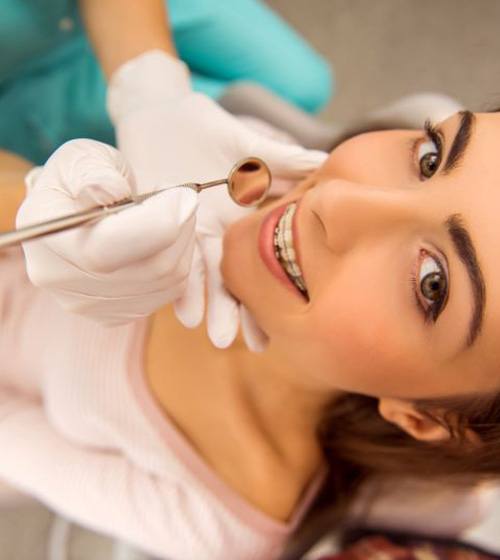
[0, 182, 209, 250]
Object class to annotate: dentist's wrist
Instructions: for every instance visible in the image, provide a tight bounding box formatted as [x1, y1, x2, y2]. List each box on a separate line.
[80, 0, 178, 78]
[107, 50, 192, 122]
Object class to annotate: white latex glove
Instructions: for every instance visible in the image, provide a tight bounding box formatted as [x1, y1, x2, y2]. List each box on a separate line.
[16, 139, 198, 323]
[108, 50, 328, 349]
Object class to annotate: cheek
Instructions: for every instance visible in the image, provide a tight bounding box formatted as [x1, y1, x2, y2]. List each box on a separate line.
[314, 283, 395, 388]
[221, 215, 256, 302]
[292, 258, 425, 396]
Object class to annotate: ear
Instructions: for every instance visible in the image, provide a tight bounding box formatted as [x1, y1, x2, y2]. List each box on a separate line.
[378, 398, 450, 442]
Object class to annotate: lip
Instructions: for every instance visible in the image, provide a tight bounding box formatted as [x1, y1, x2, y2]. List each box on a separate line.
[258, 200, 306, 299]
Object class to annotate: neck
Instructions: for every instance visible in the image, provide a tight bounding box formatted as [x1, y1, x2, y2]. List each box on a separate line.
[146, 306, 336, 470]
[222, 334, 338, 451]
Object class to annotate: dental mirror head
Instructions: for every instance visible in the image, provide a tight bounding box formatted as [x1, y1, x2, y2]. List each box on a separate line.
[226, 157, 271, 207]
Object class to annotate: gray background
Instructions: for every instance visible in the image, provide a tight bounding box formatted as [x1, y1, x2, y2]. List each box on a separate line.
[3, 1, 500, 558]
[268, 0, 500, 123]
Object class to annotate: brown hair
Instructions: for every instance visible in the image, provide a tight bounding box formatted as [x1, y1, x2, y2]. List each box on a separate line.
[281, 390, 500, 559]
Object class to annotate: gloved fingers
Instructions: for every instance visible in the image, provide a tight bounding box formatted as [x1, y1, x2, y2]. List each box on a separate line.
[39, 139, 135, 206]
[22, 222, 194, 297]
[200, 236, 240, 349]
[190, 93, 327, 180]
[244, 134, 328, 179]
[41, 187, 198, 274]
[22, 190, 196, 299]
[17, 140, 135, 229]
[173, 244, 205, 329]
[76, 187, 198, 273]
[196, 197, 252, 235]
[16, 183, 80, 231]
[21, 231, 77, 289]
[116, 219, 197, 282]
[239, 305, 269, 353]
[95, 217, 195, 289]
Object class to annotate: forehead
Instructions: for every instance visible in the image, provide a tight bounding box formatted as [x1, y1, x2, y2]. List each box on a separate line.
[435, 112, 500, 387]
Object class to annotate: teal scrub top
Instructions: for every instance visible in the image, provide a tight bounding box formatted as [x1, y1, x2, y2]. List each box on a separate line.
[0, 0, 333, 164]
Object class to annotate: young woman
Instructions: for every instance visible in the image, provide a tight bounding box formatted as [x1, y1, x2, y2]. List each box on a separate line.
[1, 103, 500, 560]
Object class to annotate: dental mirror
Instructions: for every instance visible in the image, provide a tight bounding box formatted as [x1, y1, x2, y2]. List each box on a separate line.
[226, 157, 271, 207]
[0, 157, 272, 250]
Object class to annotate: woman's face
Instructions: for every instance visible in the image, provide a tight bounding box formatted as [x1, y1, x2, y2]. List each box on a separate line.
[222, 112, 500, 400]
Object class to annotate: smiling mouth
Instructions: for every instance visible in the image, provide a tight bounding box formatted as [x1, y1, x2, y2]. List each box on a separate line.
[273, 203, 309, 299]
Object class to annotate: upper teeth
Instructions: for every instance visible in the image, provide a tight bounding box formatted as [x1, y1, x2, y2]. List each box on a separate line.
[273, 203, 308, 297]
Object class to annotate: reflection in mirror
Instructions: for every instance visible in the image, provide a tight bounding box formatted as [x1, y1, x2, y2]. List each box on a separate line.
[228, 157, 271, 207]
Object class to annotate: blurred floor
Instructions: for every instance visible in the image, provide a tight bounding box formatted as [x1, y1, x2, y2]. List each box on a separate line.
[3, 1, 500, 558]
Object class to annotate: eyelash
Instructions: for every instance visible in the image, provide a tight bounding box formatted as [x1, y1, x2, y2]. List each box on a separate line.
[409, 249, 449, 323]
[424, 120, 443, 153]
[409, 122, 449, 323]
[412, 120, 443, 180]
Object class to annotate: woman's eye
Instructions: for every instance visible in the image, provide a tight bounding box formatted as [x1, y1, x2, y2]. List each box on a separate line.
[418, 253, 448, 321]
[418, 139, 441, 179]
[415, 120, 443, 180]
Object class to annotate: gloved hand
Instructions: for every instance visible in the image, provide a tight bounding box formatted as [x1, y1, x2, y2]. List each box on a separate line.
[16, 139, 198, 324]
[108, 50, 328, 350]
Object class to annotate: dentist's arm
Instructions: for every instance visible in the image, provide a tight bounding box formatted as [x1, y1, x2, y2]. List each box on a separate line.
[78, 0, 177, 78]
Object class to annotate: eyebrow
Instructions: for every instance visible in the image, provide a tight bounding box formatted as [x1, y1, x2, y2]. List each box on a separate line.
[445, 214, 485, 348]
[442, 110, 474, 174]
[439, 111, 485, 348]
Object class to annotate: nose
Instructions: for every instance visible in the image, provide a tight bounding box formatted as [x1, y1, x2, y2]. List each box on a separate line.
[311, 179, 426, 254]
